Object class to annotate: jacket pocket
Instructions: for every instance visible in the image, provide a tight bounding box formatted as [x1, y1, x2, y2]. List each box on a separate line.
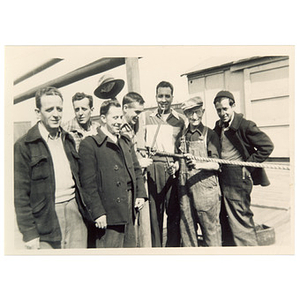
[30, 156, 49, 180]
[32, 197, 47, 217]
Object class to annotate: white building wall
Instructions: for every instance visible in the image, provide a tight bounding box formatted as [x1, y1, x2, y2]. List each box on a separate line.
[186, 57, 290, 158]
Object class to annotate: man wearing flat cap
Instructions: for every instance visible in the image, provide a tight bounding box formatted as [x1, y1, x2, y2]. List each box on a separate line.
[177, 96, 222, 247]
[213, 90, 274, 246]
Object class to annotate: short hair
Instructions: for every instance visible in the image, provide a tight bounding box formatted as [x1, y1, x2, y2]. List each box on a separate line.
[213, 96, 235, 107]
[72, 92, 93, 108]
[122, 92, 145, 107]
[100, 99, 121, 116]
[35, 86, 63, 109]
[156, 81, 174, 95]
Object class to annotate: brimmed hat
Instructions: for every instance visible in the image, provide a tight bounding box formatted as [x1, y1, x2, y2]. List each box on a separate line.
[94, 74, 125, 99]
[214, 90, 235, 104]
[181, 96, 204, 112]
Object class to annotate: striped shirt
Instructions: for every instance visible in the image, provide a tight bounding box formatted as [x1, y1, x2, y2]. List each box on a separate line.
[144, 109, 185, 154]
[63, 117, 100, 151]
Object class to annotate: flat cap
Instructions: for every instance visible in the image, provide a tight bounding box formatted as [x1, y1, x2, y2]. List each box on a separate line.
[181, 96, 203, 112]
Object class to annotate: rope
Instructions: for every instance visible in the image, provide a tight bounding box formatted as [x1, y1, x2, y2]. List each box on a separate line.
[151, 150, 291, 171]
[192, 156, 290, 170]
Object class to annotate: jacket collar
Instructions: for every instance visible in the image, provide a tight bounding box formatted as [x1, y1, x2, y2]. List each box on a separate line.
[25, 122, 72, 143]
[228, 112, 244, 132]
[92, 127, 109, 146]
[93, 127, 131, 147]
[216, 112, 244, 132]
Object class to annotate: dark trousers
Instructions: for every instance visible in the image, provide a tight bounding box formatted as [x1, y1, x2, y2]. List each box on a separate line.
[147, 160, 180, 247]
[95, 190, 137, 248]
[219, 166, 258, 246]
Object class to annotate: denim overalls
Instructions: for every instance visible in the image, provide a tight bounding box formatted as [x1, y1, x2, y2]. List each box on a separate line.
[179, 126, 221, 246]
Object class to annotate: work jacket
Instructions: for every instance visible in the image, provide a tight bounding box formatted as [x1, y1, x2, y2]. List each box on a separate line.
[14, 123, 92, 243]
[214, 113, 274, 186]
[78, 128, 147, 225]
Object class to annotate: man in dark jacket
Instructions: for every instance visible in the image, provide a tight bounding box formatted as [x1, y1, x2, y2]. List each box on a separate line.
[213, 90, 274, 246]
[14, 87, 91, 249]
[78, 100, 147, 248]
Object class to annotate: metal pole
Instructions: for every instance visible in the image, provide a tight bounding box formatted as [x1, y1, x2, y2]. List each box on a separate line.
[14, 57, 126, 104]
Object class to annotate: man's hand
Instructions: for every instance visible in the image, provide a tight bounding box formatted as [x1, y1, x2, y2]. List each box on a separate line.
[139, 157, 153, 168]
[95, 215, 107, 229]
[166, 161, 179, 177]
[242, 167, 251, 180]
[135, 198, 145, 211]
[25, 237, 40, 250]
[185, 154, 197, 169]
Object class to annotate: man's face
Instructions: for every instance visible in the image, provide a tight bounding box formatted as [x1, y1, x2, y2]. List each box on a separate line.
[156, 87, 173, 113]
[36, 95, 63, 133]
[101, 106, 123, 136]
[73, 98, 93, 126]
[123, 102, 144, 127]
[214, 98, 234, 124]
[185, 106, 205, 129]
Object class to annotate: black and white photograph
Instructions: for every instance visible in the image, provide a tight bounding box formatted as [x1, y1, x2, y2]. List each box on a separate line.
[1, 1, 299, 299]
[4, 45, 294, 255]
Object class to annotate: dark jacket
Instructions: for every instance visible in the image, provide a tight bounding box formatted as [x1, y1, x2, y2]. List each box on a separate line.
[78, 128, 147, 225]
[14, 123, 92, 243]
[214, 112, 274, 186]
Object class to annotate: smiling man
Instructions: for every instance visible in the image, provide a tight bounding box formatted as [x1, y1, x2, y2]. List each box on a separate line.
[14, 87, 91, 250]
[177, 96, 222, 247]
[78, 100, 147, 248]
[144, 81, 185, 247]
[63, 92, 99, 151]
[213, 90, 274, 246]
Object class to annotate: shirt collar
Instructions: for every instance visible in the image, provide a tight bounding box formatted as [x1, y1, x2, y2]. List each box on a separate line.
[150, 108, 180, 120]
[38, 121, 61, 142]
[186, 122, 204, 135]
[121, 121, 133, 132]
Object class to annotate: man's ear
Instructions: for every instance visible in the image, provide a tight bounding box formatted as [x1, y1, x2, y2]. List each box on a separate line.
[202, 108, 205, 114]
[35, 108, 41, 119]
[100, 114, 106, 124]
[123, 104, 128, 112]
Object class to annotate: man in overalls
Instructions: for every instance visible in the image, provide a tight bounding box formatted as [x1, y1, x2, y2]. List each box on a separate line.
[177, 96, 222, 247]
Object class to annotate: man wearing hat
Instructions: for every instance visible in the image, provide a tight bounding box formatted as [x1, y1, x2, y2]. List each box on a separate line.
[177, 96, 222, 247]
[213, 90, 274, 246]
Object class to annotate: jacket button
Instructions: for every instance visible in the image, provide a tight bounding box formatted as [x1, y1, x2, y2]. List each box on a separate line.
[114, 165, 119, 171]
[117, 197, 121, 203]
[116, 181, 121, 186]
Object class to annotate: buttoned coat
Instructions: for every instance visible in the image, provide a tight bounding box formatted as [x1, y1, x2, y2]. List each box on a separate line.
[213, 112, 274, 186]
[14, 123, 92, 243]
[78, 128, 147, 225]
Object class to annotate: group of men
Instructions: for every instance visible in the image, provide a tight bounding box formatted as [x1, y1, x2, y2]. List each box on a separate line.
[14, 76, 274, 250]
